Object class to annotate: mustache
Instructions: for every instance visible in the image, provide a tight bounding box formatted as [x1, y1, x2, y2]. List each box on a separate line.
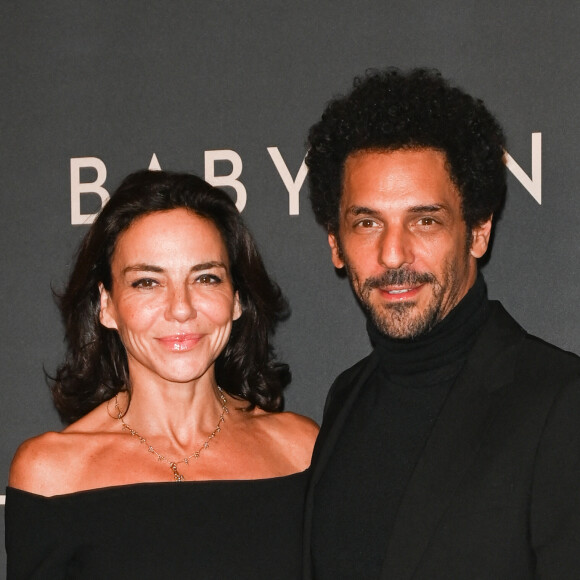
[363, 268, 436, 291]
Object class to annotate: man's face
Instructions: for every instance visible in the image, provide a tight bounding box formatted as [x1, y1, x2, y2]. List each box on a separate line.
[329, 148, 491, 339]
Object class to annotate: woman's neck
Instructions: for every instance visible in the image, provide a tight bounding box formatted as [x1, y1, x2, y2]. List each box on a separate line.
[114, 372, 226, 443]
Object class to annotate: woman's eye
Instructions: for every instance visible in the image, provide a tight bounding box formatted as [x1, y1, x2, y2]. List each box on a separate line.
[197, 273, 221, 285]
[132, 278, 158, 289]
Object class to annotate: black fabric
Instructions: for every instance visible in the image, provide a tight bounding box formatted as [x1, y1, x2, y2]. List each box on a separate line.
[5, 470, 308, 579]
[311, 277, 489, 579]
[304, 302, 580, 579]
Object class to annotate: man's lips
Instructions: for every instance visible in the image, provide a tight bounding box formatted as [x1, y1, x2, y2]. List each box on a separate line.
[156, 334, 204, 351]
[378, 284, 424, 301]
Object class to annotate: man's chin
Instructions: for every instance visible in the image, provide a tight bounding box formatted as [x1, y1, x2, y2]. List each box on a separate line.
[369, 302, 438, 340]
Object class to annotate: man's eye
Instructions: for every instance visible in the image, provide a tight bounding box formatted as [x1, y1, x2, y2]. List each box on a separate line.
[197, 273, 221, 285]
[132, 278, 158, 288]
[356, 218, 377, 228]
[418, 217, 437, 226]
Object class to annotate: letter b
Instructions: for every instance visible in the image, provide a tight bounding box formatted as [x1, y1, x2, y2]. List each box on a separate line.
[204, 150, 247, 212]
[70, 157, 109, 225]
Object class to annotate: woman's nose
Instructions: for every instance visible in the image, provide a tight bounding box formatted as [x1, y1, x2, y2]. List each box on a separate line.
[166, 284, 196, 322]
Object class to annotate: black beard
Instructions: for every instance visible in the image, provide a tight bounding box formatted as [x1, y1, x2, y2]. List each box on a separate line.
[354, 268, 444, 340]
[362, 268, 437, 291]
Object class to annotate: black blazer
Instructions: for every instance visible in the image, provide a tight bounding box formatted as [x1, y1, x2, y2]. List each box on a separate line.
[304, 302, 580, 579]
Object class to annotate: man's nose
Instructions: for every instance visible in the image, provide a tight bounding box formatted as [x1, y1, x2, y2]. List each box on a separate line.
[378, 226, 414, 270]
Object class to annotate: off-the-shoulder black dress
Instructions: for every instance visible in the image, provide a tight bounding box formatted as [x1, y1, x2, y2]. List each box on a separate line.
[5, 470, 307, 579]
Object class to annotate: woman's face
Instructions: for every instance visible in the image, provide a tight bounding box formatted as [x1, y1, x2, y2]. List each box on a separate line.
[99, 208, 241, 388]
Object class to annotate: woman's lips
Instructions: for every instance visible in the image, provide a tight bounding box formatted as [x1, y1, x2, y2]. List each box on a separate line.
[156, 334, 204, 351]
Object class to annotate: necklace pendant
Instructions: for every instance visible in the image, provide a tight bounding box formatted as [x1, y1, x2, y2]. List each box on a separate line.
[170, 462, 185, 482]
[113, 389, 228, 483]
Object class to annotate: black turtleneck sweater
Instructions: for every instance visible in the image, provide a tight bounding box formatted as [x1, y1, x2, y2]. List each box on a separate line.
[311, 276, 489, 580]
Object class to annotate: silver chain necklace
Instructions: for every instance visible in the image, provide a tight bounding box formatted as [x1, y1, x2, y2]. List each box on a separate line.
[113, 387, 229, 482]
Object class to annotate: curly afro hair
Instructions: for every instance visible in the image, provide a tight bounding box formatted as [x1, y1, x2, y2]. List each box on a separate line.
[306, 68, 507, 234]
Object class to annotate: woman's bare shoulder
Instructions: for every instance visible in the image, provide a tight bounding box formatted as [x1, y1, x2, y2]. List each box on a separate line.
[249, 407, 318, 437]
[271, 411, 319, 439]
[247, 409, 319, 468]
[9, 401, 113, 496]
[9, 431, 77, 495]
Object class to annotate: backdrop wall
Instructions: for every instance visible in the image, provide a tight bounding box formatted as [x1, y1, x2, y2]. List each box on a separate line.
[2, 1, 579, 571]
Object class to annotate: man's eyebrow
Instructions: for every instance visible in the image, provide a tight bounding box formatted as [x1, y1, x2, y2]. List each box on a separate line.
[345, 204, 449, 216]
[408, 204, 449, 214]
[122, 261, 227, 275]
[346, 206, 381, 217]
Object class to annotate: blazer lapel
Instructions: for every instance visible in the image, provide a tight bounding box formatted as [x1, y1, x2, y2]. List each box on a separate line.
[381, 303, 526, 579]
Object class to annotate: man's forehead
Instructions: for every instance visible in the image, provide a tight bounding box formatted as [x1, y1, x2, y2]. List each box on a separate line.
[340, 148, 460, 210]
[344, 203, 451, 216]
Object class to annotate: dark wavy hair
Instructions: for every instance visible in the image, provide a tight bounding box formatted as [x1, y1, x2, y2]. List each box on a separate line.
[51, 170, 290, 424]
[306, 67, 507, 234]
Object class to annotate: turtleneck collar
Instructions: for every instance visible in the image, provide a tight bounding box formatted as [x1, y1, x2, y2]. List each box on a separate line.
[367, 273, 489, 381]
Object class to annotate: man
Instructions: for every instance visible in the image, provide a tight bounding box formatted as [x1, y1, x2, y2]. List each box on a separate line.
[303, 68, 580, 579]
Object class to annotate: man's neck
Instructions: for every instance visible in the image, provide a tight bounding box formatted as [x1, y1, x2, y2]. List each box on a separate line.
[367, 273, 489, 380]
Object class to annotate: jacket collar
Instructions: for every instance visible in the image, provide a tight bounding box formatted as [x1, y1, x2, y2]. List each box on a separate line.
[381, 302, 525, 578]
[304, 302, 526, 580]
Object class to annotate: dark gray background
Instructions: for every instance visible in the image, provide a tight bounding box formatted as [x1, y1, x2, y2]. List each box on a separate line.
[2, 1, 579, 572]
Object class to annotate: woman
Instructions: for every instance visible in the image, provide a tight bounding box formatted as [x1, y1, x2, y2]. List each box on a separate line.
[5, 170, 318, 578]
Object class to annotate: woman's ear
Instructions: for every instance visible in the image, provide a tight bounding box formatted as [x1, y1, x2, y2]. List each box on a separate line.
[99, 283, 118, 330]
[232, 291, 242, 321]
